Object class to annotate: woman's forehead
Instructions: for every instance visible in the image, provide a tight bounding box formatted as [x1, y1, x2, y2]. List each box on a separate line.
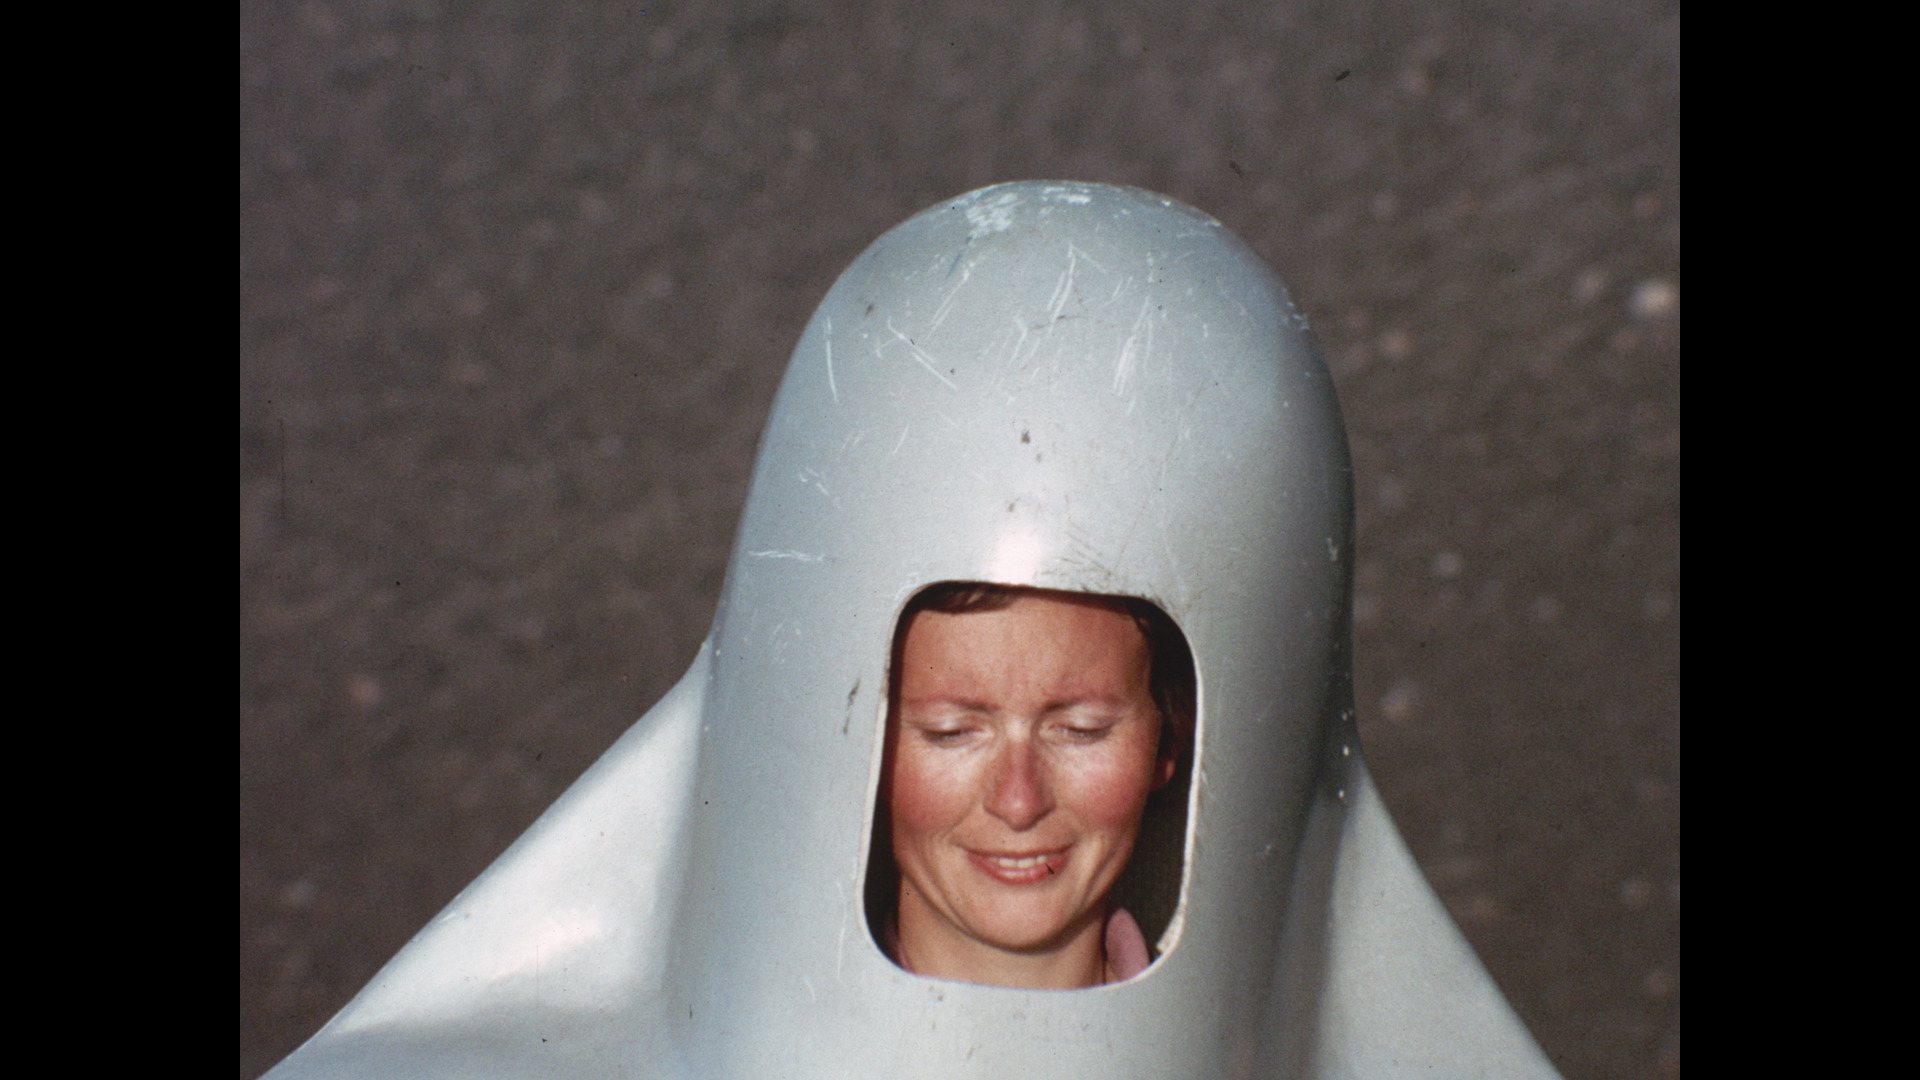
[902, 597, 1150, 691]
[907, 592, 1144, 644]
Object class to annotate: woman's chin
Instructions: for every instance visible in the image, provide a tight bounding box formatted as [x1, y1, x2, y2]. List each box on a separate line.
[961, 900, 1101, 955]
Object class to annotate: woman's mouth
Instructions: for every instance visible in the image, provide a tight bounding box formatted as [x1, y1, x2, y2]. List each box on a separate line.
[968, 848, 1068, 884]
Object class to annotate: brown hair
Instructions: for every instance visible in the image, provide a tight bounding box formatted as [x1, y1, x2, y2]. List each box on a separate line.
[896, 582, 1195, 762]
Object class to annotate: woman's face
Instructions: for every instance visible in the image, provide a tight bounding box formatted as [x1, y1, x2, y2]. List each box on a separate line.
[888, 593, 1176, 974]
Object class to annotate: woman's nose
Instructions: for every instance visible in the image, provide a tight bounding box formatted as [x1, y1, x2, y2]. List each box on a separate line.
[983, 735, 1054, 830]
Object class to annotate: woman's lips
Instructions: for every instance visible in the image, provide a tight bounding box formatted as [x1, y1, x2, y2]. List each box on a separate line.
[966, 848, 1069, 885]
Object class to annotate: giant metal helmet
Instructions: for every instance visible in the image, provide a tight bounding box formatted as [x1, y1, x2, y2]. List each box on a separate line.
[267, 181, 1562, 1079]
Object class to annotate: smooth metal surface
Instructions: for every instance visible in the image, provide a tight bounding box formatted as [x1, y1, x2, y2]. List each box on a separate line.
[267, 181, 1562, 1078]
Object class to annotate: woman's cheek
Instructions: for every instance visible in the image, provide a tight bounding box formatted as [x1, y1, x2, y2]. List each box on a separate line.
[1065, 748, 1159, 827]
[891, 745, 967, 835]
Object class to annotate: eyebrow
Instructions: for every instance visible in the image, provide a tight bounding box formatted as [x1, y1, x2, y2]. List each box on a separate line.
[897, 696, 996, 714]
[899, 692, 1140, 715]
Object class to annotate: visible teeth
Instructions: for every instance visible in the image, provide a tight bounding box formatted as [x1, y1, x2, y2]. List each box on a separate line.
[990, 855, 1046, 869]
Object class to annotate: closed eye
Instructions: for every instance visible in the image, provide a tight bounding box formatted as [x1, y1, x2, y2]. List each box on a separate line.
[906, 716, 986, 746]
[918, 727, 973, 745]
[1052, 720, 1116, 743]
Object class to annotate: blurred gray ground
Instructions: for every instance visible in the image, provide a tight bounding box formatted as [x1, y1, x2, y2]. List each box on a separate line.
[239, 2, 1678, 1077]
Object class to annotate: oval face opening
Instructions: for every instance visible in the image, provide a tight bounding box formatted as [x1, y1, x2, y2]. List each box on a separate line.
[863, 582, 1197, 989]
